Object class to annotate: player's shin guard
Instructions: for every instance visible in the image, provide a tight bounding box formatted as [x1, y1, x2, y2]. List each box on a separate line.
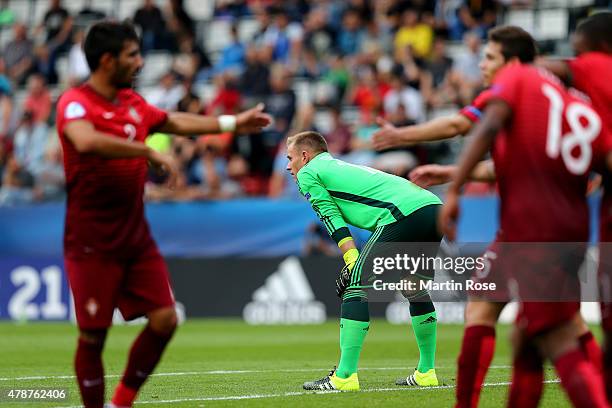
[75, 332, 107, 408]
[112, 325, 175, 407]
[507, 342, 543, 408]
[455, 325, 496, 408]
[337, 295, 370, 379]
[554, 348, 608, 408]
[409, 291, 437, 372]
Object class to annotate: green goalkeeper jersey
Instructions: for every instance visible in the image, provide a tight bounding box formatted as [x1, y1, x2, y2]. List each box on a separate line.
[297, 152, 442, 244]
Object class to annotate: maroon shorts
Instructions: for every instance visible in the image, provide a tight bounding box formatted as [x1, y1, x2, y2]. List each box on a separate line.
[65, 245, 175, 330]
[516, 301, 580, 337]
[468, 241, 510, 302]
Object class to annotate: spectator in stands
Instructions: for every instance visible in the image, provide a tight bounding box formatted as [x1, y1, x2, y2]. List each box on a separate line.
[4, 23, 34, 85]
[265, 64, 296, 137]
[0, 0, 15, 28]
[325, 106, 352, 156]
[251, 4, 273, 51]
[12, 110, 48, 177]
[37, 0, 72, 52]
[302, 7, 336, 59]
[0, 58, 13, 140]
[67, 28, 90, 87]
[299, 47, 327, 79]
[213, 24, 246, 76]
[133, 0, 168, 53]
[23, 74, 51, 124]
[206, 73, 242, 115]
[350, 65, 384, 125]
[239, 45, 271, 99]
[0, 155, 36, 206]
[34, 138, 64, 200]
[394, 8, 434, 58]
[32, 44, 59, 85]
[317, 53, 350, 107]
[424, 36, 456, 107]
[215, 0, 250, 19]
[263, 6, 303, 69]
[456, 0, 498, 39]
[173, 32, 211, 82]
[74, 0, 106, 29]
[165, 0, 195, 51]
[383, 68, 425, 124]
[145, 71, 185, 111]
[337, 7, 365, 56]
[450, 30, 482, 105]
[361, 16, 393, 56]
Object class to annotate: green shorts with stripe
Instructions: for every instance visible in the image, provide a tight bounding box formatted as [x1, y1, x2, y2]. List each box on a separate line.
[342, 203, 442, 301]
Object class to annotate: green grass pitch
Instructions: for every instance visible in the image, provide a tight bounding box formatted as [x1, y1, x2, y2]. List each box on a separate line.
[0, 320, 584, 407]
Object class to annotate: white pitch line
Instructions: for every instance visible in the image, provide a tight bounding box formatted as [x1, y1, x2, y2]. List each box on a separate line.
[0, 366, 512, 382]
[53, 380, 561, 408]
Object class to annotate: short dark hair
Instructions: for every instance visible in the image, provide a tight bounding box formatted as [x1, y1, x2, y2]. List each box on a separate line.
[287, 131, 328, 154]
[576, 11, 612, 52]
[488, 25, 537, 63]
[84, 21, 139, 72]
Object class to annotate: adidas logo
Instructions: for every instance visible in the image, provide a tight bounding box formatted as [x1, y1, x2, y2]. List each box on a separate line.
[243, 257, 326, 325]
[420, 316, 437, 325]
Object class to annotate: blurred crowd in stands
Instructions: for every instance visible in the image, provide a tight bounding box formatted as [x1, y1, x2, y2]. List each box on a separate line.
[0, 0, 609, 205]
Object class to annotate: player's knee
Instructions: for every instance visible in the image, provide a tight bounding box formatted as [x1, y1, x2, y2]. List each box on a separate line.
[148, 307, 178, 336]
[464, 300, 503, 327]
[79, 329, 107, 346]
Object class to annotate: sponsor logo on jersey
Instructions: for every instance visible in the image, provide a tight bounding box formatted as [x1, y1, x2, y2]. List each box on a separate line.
[65, 101, 86, 119]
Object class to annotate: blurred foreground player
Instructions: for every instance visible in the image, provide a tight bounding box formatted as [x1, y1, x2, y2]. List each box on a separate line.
[286, 131, 442, 390]
[539, 11, 612, 401]
[56, 21, 270, 408]
[375, 25, 600, 407]
[439, 59, 609, 407]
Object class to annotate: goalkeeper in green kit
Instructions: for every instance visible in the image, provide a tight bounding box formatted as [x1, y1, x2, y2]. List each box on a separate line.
[286, 131, 443, 391]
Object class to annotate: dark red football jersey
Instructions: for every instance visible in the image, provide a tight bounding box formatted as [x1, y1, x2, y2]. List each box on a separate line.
[484, 63, 606, 242]
[56, 84, 168, 258]
[568, 52, 612, 242]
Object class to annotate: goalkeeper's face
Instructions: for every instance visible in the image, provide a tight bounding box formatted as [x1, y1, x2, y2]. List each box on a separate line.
[286, 142, 309, 181]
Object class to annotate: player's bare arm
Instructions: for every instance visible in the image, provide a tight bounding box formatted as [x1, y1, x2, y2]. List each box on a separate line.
[439, 101, 510, 240]
[159, 103, 272, 136]
[63, 119, 179, 188]
[536, 57, 571, 84]
[409, 160, 495, 188]
[372, 114, 472, 151]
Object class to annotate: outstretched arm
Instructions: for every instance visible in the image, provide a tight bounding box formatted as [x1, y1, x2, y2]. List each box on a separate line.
[409, 160, 496, 188]
[372, 114, 472, 150]
[159, 103, 272, 136]
[439, 101, 511, 240]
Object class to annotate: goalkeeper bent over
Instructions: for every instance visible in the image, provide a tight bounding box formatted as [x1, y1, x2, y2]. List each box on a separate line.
[286, 131, 443, 391]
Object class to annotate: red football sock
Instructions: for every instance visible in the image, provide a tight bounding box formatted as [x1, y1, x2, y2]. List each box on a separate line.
[455, 325, 496, 408]
[507, 342, 543, 408]
[75, 337, 105, 408]
[579, 331, 602, 372]
[554, 348, 608, 408]
[604, 334, 612, 403]
[112, 325, 174, 407]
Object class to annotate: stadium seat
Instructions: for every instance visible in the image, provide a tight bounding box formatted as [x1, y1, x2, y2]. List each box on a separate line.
[62, 0, 86, 15]
[505, 9, 535, 35]
[539, 0, 570, 6]
[537, 9, 569, 40]
[192, 82, 216, 103]
[313, 109, 333, 134]
[185, 0, 214, 21]
[293, 78, 313, 108]
[55, 55, 68, 85]
[118, 0, 142, 22]
[139, 52, 173, 86]
[9, 0, 33, 25]
[204, 19, 232, 53]
[33, 0, 51, 26]
[238, 18, 259, 43]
